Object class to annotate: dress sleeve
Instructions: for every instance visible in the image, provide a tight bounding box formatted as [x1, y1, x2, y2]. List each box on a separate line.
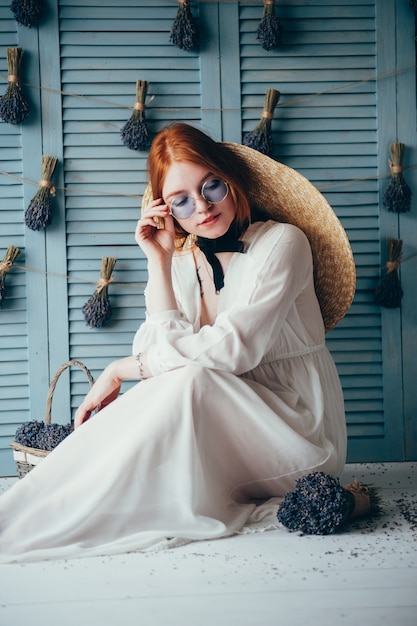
[135, 224, 315, 376]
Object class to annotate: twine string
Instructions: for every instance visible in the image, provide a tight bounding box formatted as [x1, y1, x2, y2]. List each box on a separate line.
[386, 259, 401, 273]
[7, 75, 19, 83]
[389, 161, 403, 174]
[262, 111, 274, 119]
[0, 260, 12, 273]
[345, 481, 372, 518]
[96, 275, 115, 293]
[39, 179, 56, 195]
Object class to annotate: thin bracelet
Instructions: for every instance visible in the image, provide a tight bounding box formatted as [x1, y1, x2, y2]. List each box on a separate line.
[135, 352, 146, 380]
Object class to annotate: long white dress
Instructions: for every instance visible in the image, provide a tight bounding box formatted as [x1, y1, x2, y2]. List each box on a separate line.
[0, 221, 347, 562]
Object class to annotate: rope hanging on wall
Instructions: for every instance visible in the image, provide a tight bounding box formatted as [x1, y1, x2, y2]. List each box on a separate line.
[257, 0, 282, 51]
[169, 0, 199, 52]
[82, 257, 117, 328]
[374, 238, 403, 309]
[10, 0, 42, 28]
[0, 245, 20, 307]
[383, 143, 412, 213]
[0, 47, 29, 125]
[243, 87, 280, 156]
[24, 155, 58, 231]
[120, 80, 150, 151]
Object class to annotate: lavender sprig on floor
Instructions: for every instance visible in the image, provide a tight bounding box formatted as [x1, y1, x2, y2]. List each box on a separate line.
[277, 471, 380, 535]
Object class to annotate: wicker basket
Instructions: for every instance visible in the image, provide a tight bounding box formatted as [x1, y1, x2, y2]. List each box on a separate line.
[10, 360, 94, 478]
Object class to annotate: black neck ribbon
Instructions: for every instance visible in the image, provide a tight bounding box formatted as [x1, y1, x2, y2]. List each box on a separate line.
[196, 232, 244, 293]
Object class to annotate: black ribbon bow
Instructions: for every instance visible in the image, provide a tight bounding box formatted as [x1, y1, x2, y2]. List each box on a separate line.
[196, 234, 244, 292]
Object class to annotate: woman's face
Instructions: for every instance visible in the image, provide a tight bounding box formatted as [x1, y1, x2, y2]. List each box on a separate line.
[162, 161, 237, 239]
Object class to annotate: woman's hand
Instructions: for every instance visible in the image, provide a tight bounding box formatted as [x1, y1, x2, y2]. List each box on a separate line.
[74, 356, 143, 428]
[135, 199, 176, 264]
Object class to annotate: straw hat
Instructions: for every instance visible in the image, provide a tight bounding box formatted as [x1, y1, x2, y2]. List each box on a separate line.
[223, 143, 356, 332]
[142, 142, 356, 332]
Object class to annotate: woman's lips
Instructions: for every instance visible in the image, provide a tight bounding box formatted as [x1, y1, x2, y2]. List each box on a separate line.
[200, 213, 220, 226]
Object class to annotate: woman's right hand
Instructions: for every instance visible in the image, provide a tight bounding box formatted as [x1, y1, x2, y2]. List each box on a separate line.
[135, 199, 176, 264]
[74, 361, 123, 428]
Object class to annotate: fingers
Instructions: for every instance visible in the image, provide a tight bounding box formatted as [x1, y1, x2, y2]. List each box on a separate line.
[74, 406, 91, 429]
[141, 198, 169, 224]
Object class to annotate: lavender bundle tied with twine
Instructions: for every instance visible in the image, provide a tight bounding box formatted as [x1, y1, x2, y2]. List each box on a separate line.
[0, 47, 29, 125]
[277, 471, 381, 535]
[169, 0, 199, 52]
[257, 0, 282, 51]
[383, 143, 412, 213]
[374, 238, 403, 308]
[120, 80, 150, 151]
[0, 245, 20, 307]
[24, 155, 58, 230]
[82, 257, 117, 328]
[243, 88, 280, 156]
[10, 0, 42, 28]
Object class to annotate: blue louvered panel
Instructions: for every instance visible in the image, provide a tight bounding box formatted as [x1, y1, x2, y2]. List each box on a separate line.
[0, 10, 29, 474]
[239, 2, 386, 460]
[58, 0, 202, 410]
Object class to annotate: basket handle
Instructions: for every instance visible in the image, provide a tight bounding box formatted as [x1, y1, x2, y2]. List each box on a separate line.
[45, 360, 95, 425]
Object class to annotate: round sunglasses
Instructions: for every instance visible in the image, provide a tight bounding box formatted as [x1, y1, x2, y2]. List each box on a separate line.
[168, 178, 229, 220]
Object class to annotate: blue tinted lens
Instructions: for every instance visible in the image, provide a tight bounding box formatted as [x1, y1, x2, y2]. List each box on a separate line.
[170, 196, 196, 219]
[169, 179, 229, 220]
[202, 179, 228, 203]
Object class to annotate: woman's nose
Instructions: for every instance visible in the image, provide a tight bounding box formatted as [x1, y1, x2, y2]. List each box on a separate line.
[194, 195, 211, 213]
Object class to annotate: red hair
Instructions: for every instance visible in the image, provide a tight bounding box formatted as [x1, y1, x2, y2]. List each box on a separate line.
[148, 123, 251, 244]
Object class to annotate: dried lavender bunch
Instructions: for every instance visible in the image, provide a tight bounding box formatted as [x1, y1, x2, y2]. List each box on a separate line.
[277, 471, 381, 535]
[10, 0, 42, 27]
[374, 238, 403, 308]
[14, 420, 44, 448]
[120, 80, 150, 151]
[15, 420, 71, 450]
[37, 423, 72, 450]
[0, 245, 20, 307]
[0, 47, 29, 125]
[169, 0, 199, 52]
[243, 88, 280, 156]
[257, 0, 282, 51]
[82, 257, 117, 328]
[383, 143, 412, 213]
[24, 155, 58, 230]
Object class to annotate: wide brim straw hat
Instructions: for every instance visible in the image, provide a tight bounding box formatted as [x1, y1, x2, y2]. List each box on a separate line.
[142, 142, 356, 332]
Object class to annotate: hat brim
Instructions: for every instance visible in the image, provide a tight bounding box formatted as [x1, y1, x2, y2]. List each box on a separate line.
[141, 143, 356, 332]
[222, 143, 356, 332]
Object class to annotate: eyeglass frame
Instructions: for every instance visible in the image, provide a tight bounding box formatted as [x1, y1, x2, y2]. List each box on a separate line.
[167, 178, 230, 220]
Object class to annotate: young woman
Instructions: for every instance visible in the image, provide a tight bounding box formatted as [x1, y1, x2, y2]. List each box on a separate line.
[0, 123, 355, 562]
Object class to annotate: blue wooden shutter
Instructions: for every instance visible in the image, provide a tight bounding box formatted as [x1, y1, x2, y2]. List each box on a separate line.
[59, 0, 204, 408]
[0, 13, 28, 474]
[238, 1, 401, 461]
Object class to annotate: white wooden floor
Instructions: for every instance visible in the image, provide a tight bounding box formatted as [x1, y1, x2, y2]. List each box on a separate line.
[0, 462, 416, 626]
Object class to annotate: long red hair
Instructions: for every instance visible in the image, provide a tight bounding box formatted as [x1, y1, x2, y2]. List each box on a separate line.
[148, 123, 251, 245]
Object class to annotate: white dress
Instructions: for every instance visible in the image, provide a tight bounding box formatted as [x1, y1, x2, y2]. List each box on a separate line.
[0, 221, 347, 562]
